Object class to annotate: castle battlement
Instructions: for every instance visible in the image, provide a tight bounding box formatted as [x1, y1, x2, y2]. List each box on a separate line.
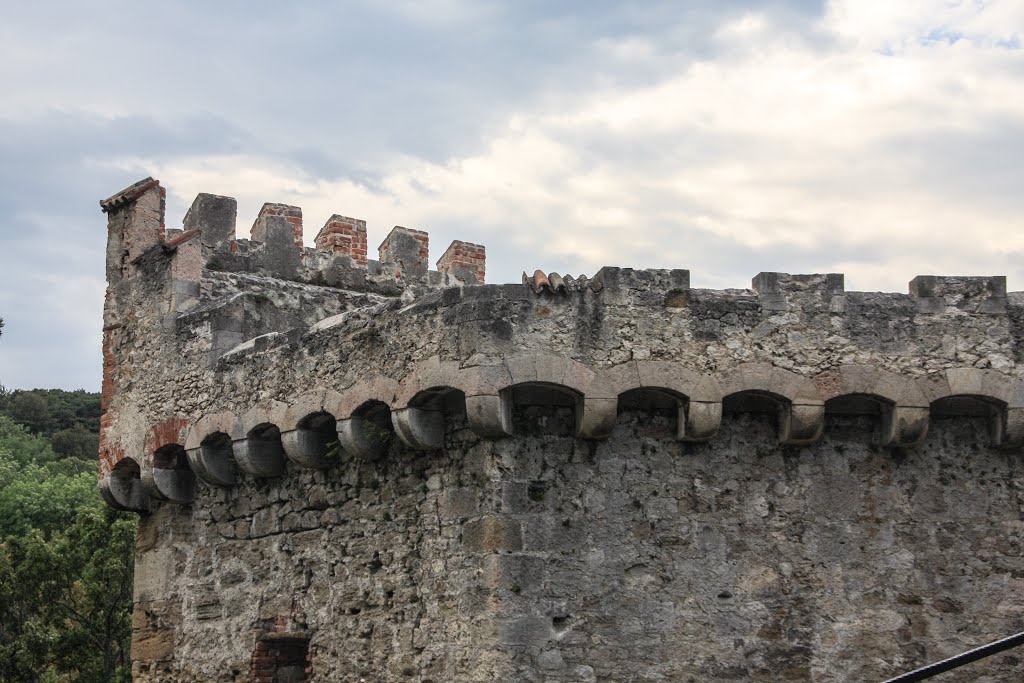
[101, 177, 487, 298]
[98, 178, 1024, 682]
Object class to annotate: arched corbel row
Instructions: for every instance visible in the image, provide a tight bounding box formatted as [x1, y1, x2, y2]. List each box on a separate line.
[506, 353, 597, 440]
[637, 361, 723, 442]
[98, 360, 1024, 513]
[814, 365, 930, 446]
[584, 360, 724, 441]
[581, 361, 639, 440]
[922, 368, 1024, 448]
[461, 364, 515, 438]
[336, 400, 394, 461]
[392, 406, 446, 449]
[459, 353, 602, 440]
[722, 364, 825, 445]
[146, 445, 195, 504]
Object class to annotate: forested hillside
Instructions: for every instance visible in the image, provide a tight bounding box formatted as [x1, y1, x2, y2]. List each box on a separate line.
[0, 386, 134, 682]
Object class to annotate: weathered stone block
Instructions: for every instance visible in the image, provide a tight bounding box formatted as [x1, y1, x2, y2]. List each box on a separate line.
[378, 226, 429, 280]
[184, 193, 237, 254]
[481, 554, 546, 592]
[462, 516, 523, 552]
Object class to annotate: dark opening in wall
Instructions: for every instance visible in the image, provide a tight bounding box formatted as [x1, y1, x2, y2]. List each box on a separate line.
[352, 400, 395, 449]
[153, 443, 188, 470]
[617, 387, 682, 438]
[199, 431, 236, 484]
[722, 390, 783, 415]
[931, 395, 1000, 418]
[404, 387, 468, 446]
[510, 382, 579, 436]
[251, 633, 310, 683]
[151, 443, 195, 503]
[297, 412, 340, 456]
[410, 386, 467, 416]
[244, 422, 286, 477]
[930, 394, 1004, 444]
[825, 394, 884, 416]
[825, 394, 887, 442]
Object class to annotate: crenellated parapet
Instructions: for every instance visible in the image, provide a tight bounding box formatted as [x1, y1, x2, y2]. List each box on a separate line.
[109, 179, 485, 305]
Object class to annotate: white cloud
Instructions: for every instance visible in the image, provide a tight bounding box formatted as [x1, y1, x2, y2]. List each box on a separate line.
[365, 0, 497, 27]
[6, 0, 1024, 389]
[825, 0, 1024, 49]
[97, 0, 1024, 295]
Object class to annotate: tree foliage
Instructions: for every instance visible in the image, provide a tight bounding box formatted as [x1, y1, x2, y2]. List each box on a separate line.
[0, 389, 102, 438]
[0, 416, 134, 682]
[0, 443, 97, 539]
[50, 424, 100, 461]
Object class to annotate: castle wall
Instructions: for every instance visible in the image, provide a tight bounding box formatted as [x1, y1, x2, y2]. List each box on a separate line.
[128, 411, 1024, 682]
[97, 179, 1024, 682]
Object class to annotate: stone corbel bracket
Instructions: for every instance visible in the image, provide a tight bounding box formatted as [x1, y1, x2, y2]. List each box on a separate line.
[814, 365, 930, 447]
[722, 363, 825, 446]
[184, 412, 242, 486]
[140, 416, 194, 505]
[921, 368, 1024, 448]
[99, 457, 151, 513]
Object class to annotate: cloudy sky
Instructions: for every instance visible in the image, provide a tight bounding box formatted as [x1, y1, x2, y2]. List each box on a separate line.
[0, 0, 1022, 391]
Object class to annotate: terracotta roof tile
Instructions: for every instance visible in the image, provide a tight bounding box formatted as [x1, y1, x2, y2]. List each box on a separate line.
[99, 177, 159, 213]
[522, 270, 601, 294]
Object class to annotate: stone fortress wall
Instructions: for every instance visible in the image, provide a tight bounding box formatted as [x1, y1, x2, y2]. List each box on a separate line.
[98, 178, 1024, 682]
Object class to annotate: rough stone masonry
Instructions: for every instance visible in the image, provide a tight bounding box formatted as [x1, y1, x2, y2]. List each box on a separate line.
[98, 178, 1024, 682]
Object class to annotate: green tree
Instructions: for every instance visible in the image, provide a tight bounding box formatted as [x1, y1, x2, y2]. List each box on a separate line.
[0, 510, 133, 683]
[0, 417, 56, 467]
[50, 424, 99, 461]
[0, 532, 59, 683]
[0, 389, 102, 439]
[9, 393, 50, 435]
[0, 420, 97, 539]
[0, 415, 134, 682]
[37, 509, 135, 682]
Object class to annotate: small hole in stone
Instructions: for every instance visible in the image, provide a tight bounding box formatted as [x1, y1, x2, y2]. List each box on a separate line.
[528, 481, 547, 502]
[718, 591, 733, 599]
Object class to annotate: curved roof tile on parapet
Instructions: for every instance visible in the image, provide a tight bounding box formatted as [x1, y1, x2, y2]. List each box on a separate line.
[522, 270, 603, 294]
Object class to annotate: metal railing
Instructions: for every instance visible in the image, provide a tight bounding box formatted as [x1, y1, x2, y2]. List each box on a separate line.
[881, 630, 1024, 682]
